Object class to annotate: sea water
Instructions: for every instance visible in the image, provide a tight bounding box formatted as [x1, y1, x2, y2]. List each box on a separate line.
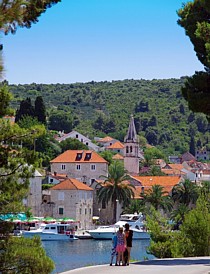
[42, 239, 153, 273]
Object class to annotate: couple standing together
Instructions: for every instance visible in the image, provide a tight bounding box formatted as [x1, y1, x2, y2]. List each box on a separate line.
[110, 223, 133, 266]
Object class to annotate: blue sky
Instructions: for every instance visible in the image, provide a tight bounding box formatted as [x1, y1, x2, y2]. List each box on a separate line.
[2, 0, 204, 84]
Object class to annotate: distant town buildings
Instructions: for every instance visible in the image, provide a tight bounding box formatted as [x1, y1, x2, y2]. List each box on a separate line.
[54, 130, 100, 152]
[21, 115, 210, 228]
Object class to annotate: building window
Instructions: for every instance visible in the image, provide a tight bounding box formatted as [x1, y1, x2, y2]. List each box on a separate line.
[58, 207, 64, 215]
[126, 146, 129, 153]
[85, 208, 87, 215]
[61, 164, 66, 170]
[91, 164, 96, 171]
[50, 178, 53, 183]
[76, 134, 78, 138]
[58, 192, 64, 200]
[79, 208, 82, 214]
[86, 142, 89, 146]
[85, 152, 92, 160]
[76, 164, 81, 170]
[130, 146, 133, 153]
[89, 208, 91, 215]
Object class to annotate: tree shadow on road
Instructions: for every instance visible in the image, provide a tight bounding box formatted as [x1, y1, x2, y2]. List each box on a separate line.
[134, 257, 210, 266]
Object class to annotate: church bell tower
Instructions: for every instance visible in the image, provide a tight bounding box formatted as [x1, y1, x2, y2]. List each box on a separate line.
[124, 115, 139, 175]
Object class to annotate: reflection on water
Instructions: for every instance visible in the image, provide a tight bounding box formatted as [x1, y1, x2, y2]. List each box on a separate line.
[42, 239, 153, 273]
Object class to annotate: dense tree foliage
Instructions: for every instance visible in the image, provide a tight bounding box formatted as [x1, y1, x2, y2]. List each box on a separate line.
[0, 84, 13, 117]
[147, 195, 210, 258]
[15, 96, 46, 124]
[0, 0, 61, 35]
[35, 96, 46, 124]
[8, 78, 210, 158]
[177, 0, 210, 69]
[15, 97, 35, 122]
[97, 161, 135, 223]
[0, 86, 54, 273]
[172, 179, 199, 207]
[99, 150, 115, 165]
[60, 138, 88, 152]
[177, 0, 210, 120]
[140, 185, 173, 212]
[48, 111, 73, 132]
[0, 236, 54, 273]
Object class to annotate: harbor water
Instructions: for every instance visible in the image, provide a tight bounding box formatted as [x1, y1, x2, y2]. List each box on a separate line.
[42, 238, 153, 273]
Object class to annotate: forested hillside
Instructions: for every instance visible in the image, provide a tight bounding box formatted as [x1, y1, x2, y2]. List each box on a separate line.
[8, 77, 210, 157]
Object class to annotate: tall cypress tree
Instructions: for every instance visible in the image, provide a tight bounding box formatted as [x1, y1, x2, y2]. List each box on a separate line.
[15, 97, 35, 123]
[189, 136, 196, 156]
[35, 96, 46, 124]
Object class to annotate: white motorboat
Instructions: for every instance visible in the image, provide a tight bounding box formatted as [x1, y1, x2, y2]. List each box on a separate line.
[22, 223, 78, 241]
[87, 214, 149, 240]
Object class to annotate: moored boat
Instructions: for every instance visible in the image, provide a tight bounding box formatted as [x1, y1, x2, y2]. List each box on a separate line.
[87, 214, 149, 240]
[22, 223, 78, 241]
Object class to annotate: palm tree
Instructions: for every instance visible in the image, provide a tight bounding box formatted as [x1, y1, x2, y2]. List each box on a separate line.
[97, 161, 135, 223]
[170, 203, 190, 226]
[140, 184, 173, 212]
[122, 199, 145, 215]
[172, 179, 198, 207]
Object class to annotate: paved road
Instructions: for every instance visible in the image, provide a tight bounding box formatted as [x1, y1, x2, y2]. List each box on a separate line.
[61, 257, 210, 274]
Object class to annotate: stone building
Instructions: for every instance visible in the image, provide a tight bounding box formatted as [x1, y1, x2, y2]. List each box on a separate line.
[23, 170, 42, 217]
[50, 178, 93, 229]
[50, 150, 108, 186]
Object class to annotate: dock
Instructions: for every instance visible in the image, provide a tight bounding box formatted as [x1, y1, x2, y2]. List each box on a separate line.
[75, 230, 92, 239]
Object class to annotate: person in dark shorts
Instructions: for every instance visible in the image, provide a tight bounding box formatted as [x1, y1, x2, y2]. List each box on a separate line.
[124, 223, 133, 265]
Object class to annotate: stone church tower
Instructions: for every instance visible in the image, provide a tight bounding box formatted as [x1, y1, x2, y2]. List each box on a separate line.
[124, 115, 140, 175]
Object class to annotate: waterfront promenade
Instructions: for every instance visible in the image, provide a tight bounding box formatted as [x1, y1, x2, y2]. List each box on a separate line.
[61, 257, 210, 274]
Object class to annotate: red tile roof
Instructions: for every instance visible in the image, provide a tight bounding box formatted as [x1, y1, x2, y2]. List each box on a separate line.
[132, 176, 181, 194]
[161, 169, 186, 176]
[50, 150, 107, 163]
[112, 153, 124, 160]
[50, 178, 93, 191]
[168, 164, 184, 170]
[98, 136, 114, 142]
[107, 141, 124, 149]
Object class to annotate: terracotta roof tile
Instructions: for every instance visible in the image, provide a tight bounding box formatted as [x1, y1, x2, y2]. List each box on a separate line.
[132, 176, 181, 194]
[161, 169, 186, 176]
[98, 136, 114, 142]
[107, 141, 124, 149]
[112, 153, 124, 160]
[168, 164, 184, 170]
[50, 150, 107, 163]
[50, 178, 93, 191]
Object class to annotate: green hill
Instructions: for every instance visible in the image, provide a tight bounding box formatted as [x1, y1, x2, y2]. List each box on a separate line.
[9, 78, 210, 157]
